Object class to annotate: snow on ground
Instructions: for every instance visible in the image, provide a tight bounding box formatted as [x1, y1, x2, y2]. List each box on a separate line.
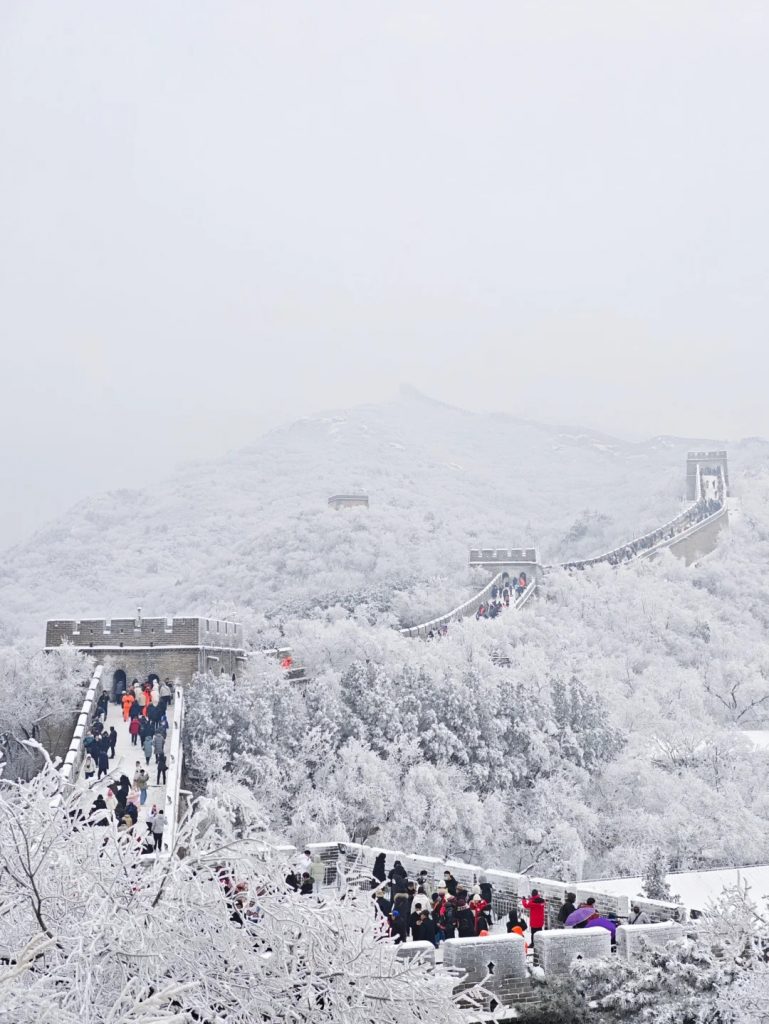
[77, 698, 167, 828]
[586, 864, 769, 913]
[740, 730, 769, 750]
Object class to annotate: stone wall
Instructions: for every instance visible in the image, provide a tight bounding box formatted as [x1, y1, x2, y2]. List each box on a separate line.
[665, 507, 728, 566]
[616, 921, 684, 959]
[534, 928, 611, 974]
[395, 941, 436, 966]
[444, 933, 528, 1009]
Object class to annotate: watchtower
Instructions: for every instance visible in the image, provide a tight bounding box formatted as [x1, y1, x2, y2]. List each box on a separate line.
[328, 493, 369, 510]
[45, 609, 246, 692]
[686, 451, 729, 501]
[468, 547, 542, 582]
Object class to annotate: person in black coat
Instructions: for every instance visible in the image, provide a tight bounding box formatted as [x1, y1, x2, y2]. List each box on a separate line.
[300, 873, 314, 895]
[388, 860, 407, 884]
[375, 890, 392, 919]
[388, 860, 408, 901]
[414, 911, 437, 946]
[389, 908, 408, 944]
[443, 871, 458, 896]
[479, 875, 494, 922]
[90, 794, 108, 825]
[455, 899, 475, 938]
[96, 748, 110, 780]
[506, 908, 527, 933]
[108, 727, 118, 759]
[372, 852, 386, 887]
[558, 892, 577, 925]
[113, 774, 130, 807]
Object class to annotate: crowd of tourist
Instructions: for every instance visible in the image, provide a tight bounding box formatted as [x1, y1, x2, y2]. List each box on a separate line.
[81, 676, 173, 854]
[368, 855, 656, 951]
[476, 573, 528, 621]
[563, 480, 724, 572]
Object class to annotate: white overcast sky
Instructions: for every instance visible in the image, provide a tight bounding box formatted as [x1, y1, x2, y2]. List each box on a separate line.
[1, 1, 768, 546]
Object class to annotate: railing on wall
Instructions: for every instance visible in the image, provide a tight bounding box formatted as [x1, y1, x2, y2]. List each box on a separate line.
[636, 499, 728, 562]
[554, 467, 726, 572]
[58, 665, 103, 789]
[161, 687, 185, 857]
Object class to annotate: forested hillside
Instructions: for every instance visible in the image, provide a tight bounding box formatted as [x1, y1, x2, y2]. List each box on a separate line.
[2, 389, 765, 643]
[4, 391, 769, 882]
[186, 481, 769, 881]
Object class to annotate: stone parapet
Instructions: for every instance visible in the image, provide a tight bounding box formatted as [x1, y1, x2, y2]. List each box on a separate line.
[616, 921, 684, 959]
[534, 928, 611, 974]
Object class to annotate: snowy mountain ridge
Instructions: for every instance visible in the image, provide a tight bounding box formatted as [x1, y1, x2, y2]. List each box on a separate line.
[0, 391, 762, 643]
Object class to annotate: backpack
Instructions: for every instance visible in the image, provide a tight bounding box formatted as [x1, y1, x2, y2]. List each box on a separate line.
[457, 908, 475, 937]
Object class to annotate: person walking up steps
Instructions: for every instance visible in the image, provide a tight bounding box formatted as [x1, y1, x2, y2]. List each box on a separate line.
[152, 730, 165, 761]
[129, 717, 141, 746]
[143, 732, 153, 765]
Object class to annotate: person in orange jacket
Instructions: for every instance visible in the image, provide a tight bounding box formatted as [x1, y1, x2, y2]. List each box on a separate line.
[121, 691, 135, 722]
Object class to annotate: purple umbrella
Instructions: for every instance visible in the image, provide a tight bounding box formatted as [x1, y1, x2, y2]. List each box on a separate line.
[564, 907, 596, 927]
[586, 916, 617, 940]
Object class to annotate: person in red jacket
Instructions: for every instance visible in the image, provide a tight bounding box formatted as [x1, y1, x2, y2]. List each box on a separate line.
[521, 889, 546, 940]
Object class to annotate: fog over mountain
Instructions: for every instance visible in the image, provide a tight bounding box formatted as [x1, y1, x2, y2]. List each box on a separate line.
[2, 389, 766, 643]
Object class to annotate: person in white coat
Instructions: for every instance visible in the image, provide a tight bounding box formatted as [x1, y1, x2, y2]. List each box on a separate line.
[310, 856, 325, 890]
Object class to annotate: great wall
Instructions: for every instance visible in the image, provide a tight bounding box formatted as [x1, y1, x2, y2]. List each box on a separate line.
[44, 449, 731, 1015]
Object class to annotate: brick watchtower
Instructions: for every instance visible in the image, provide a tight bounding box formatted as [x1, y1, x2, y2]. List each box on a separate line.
[45, 609, 246, 691]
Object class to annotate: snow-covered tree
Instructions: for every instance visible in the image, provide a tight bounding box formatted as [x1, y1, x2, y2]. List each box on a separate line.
[0, 643, 93, 780]
[641, 847, 679, 902]
[0, 750, 468, 1024]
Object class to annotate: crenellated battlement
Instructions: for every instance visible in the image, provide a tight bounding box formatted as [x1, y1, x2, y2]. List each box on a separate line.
[468, 547, 539, 569]
[45, 615, 243, 650]
[45, 611, 246, 684]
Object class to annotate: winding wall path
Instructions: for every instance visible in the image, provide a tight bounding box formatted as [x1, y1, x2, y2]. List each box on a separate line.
[399, 459, 728, 637]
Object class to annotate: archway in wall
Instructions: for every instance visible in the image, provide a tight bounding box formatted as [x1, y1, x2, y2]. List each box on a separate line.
[112, 669, 127, 700]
